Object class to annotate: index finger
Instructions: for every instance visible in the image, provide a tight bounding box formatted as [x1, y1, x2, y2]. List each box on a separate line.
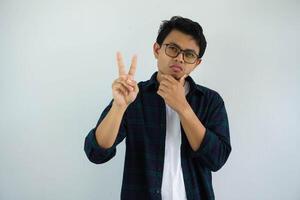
[128, 54, 137, 77]
[116, 52, 126, 76]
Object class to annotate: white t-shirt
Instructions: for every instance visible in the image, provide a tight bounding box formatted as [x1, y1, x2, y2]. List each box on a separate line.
[161, 81, 190, 200]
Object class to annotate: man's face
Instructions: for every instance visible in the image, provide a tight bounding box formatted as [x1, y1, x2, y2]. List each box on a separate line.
[153, 29, 202, 80]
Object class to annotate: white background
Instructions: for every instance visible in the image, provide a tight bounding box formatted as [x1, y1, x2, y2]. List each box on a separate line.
[1, 0, 299, 199]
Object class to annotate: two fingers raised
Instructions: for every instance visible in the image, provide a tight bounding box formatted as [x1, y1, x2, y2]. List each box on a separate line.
[116, 52, 137, 79]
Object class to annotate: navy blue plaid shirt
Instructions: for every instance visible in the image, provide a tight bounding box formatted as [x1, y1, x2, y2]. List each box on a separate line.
[84, 71, 231, 200]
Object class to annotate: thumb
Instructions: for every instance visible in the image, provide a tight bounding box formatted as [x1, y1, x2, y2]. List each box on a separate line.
[179, 74, 187, 85]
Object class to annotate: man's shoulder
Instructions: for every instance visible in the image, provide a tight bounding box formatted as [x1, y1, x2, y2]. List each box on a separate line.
[195, 83, 224, 102]
[137, 79, 151, 88]
[195, 83, 221, 97]
[136, 78, 157, 92]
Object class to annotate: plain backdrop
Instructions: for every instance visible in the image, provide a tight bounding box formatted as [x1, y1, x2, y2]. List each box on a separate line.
[1, 0, 299, 199]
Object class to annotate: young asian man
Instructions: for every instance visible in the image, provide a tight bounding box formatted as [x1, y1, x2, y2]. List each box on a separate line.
[84, 16, 231, 200]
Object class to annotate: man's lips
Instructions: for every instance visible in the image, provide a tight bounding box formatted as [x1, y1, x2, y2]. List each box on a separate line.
[170, 65, 183, 71]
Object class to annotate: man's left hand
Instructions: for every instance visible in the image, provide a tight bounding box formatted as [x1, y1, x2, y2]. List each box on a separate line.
[157, 74, 189, 113]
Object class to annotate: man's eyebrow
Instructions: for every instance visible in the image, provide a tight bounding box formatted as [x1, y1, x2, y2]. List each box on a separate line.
[169, 42, 198, 53]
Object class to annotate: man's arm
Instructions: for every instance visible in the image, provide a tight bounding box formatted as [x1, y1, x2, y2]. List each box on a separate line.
[95, 102, 127, 149]
[84, 100, 128, 164]
[156, 74, 231, 171]
[178, 95, 231, 172]
[84, 52, 139, 164]
[178, 104, 206, 151]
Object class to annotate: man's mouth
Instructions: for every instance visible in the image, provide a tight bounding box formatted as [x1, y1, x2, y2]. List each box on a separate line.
[170, 65, 183, 72]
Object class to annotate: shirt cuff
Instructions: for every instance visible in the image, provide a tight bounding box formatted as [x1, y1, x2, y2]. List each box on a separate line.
[190, 128, 215, 157]
[87, 128, 115, 155]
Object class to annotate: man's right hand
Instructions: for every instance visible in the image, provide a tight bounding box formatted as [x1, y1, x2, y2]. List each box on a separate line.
[112, 52, 139, 109]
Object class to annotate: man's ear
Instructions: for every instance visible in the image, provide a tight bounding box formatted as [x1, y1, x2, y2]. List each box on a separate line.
[196, 58, 202, 66]
[153, 43, 161, 59]
[192, 59, 202, 71]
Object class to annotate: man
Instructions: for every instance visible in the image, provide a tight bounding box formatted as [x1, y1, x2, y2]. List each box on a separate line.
[84, 16, 231, 200]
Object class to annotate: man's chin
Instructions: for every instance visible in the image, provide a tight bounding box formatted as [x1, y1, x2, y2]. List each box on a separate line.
[167, 73, 178, 79]
[158, 70, 182, 80]
[172, 73, 182, 80]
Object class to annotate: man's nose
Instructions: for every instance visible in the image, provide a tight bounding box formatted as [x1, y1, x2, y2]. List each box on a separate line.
[174, 52, 184, 63]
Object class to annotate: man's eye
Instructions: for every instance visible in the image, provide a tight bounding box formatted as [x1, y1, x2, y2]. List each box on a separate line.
[185, 52, 196, 58]
[169, 46, 179, 52]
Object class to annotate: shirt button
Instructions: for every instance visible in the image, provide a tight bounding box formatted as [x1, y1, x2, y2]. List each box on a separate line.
[156, 189, 160, 194]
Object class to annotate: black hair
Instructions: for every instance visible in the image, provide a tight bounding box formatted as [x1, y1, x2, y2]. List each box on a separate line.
[156, 16, 207, 58]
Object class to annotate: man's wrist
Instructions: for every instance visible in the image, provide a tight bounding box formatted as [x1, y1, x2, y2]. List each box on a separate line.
[112, 101, 128, 113]
[177, 102, 191, 116]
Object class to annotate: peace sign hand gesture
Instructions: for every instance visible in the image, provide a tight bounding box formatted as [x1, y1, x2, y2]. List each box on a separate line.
[112, 52, 139, 109]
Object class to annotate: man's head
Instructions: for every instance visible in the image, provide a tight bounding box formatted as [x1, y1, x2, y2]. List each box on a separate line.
[153, 16, 207, 80]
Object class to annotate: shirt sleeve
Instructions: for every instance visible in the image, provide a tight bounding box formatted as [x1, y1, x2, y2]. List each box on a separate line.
[189, 93, 232, 172]
[84, 99, 127, 164]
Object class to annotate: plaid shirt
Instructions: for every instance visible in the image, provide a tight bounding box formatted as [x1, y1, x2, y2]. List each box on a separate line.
[84, 71, 231, 200]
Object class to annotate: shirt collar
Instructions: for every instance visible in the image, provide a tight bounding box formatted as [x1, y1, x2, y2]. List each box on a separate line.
[142, 71, 205, 96]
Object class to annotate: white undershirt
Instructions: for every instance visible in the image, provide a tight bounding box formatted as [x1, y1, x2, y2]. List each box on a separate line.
[161, 81, 190, 200]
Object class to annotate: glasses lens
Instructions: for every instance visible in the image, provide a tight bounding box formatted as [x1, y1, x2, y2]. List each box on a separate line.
[166, 45, 179, 57]
[184, 51, 197, 64]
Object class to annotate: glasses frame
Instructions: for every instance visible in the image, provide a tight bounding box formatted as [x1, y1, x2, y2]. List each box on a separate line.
[162, 43, 200, 64]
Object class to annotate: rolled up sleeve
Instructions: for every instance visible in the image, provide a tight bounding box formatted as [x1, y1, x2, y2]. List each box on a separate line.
[84, 100, 127, 164]
[190, 94, 231, 172]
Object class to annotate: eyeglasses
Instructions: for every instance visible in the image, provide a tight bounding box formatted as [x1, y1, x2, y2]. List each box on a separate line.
[162, 43, 199, 64]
